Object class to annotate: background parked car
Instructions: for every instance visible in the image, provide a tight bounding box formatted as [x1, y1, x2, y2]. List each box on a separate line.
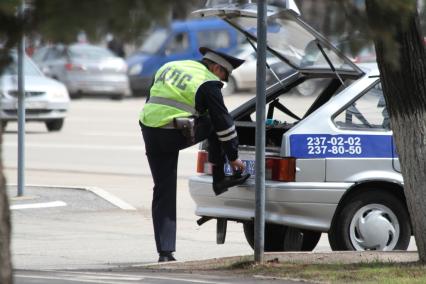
[32, 43, 130, 100]
[0, 53, 70, 132]
[222, 44, 280, 95]
[221, 44, 257, 95]
[126, 17, 242, 96]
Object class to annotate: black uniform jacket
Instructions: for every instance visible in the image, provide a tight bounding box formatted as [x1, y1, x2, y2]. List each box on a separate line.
[195, 80, 239, 162]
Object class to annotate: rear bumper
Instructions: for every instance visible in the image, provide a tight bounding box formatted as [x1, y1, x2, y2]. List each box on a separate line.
[189, 175, 351, 231]
[65, 75, 131, 96]
[0, 109, 67, 121]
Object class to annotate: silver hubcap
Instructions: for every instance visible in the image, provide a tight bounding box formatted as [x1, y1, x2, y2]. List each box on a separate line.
[349, 204, 399, 251]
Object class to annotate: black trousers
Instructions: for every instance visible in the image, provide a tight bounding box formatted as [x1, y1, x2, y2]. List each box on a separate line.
[140, 118, 224, 253]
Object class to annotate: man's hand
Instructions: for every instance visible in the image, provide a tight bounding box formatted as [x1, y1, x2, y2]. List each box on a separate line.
[229, 159, 246, 173]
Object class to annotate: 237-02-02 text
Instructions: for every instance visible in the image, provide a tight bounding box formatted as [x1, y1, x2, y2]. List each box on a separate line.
[306, 136, 362, 155]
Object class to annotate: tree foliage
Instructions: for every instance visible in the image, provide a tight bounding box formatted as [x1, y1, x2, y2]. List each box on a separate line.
[0, 0, 200, 72]
[0, 0, 24, 73]
[296, 0, 425, 64]
[31, 0, 198, 43]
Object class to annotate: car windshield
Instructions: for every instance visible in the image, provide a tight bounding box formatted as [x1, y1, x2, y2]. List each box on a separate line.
[69, 45, 115, 59]
[3, 55, 43, 76]
[140, 28, 169, 54]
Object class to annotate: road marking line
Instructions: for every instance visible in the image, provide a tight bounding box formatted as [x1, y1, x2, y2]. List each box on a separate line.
[10, 201, 67, 210]
[86, 187, 136, 211]
[3, 142, 199, 153]
[15, 274, 130, 284]
[3, 142, 143, 151]
[82, 132, 137, 137]
[6, 185, 137, 211]
[21, 271, 232, 284]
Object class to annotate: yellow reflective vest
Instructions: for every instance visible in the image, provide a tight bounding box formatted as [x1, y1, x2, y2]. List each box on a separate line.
[139, 60, 220, 127]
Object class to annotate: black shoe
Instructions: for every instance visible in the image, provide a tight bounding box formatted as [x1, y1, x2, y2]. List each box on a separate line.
[212, 172, 250, 196]
[158, 252, 176, 262]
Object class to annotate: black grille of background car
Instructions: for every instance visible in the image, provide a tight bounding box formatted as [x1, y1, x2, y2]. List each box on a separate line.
[8, 91, 46, 98]
[4, 109, 52, 115]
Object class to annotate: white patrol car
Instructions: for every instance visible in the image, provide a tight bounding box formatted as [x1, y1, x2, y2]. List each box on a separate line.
[189, 3, 410, 252]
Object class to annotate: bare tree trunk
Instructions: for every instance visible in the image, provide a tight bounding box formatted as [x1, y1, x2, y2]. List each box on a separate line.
[366, 0, 426, 262]
[0, 129, 12, 283]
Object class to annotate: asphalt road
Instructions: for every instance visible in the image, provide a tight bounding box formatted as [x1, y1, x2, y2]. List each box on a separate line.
[4, 94, 260, 269]
[14, 269, 302, 284]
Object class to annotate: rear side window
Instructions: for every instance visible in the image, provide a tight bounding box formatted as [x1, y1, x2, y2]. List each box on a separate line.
[45, 47, 66, 60]
[197, 30, 231, 49]
[333, 82, 390, 130]
[69, 45, 114, 59]
[32, 47, 49, 62]
[165, 32, 190, 54]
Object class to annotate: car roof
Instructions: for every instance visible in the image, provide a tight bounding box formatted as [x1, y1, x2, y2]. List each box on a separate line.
[170, 17, 230, 31]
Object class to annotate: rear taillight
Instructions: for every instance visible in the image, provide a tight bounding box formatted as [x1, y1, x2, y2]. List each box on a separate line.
[266, 156, 296, 182]
[65, 63, 86, 71]
[197, 151, 296, 182]
[197, 150, 212, 174]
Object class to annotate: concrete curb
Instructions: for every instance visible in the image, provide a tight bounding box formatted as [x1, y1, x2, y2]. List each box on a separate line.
[128, 251, 419, 270]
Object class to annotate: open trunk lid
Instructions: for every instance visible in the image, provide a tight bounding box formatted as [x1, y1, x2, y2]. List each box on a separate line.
[193, 3, 363, 76]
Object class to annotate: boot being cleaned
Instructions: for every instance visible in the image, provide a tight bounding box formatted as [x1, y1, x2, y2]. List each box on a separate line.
[212, 161, 250, 196]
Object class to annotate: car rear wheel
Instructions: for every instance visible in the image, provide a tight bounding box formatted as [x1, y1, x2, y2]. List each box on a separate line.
[243, 222, 321, 251]
[131, 88, 149, 97]
[328, 190, 411, 251]
[110, 94, 124, 100]
[70, 92, 82, 99]
[46, 119, 64, 132]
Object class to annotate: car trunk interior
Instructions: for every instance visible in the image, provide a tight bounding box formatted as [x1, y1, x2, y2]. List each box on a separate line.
[234, 77, 348, 149]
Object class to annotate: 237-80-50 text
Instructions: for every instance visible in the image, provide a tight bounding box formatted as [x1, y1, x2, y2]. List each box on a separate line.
[306, 136, 362, 155]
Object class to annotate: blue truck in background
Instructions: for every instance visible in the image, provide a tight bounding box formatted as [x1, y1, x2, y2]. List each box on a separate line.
[126, 18, 242, 96]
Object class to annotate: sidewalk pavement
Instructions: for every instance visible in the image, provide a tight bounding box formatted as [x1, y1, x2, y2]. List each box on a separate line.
[8, 185, 252, 270]
[8, 185, 419, 276]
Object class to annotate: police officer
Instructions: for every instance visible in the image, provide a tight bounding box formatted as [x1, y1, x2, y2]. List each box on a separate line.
[139, 47, 250, 262]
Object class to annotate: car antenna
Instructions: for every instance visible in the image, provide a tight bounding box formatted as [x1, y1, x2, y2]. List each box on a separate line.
[315, 40, 346, 87]
[246, 37, 284, 87]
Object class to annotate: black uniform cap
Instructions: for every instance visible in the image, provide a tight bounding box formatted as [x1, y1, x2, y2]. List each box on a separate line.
[199, 47, 245, 75]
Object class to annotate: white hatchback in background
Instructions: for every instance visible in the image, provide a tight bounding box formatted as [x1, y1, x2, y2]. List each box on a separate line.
[189, 3, 411, 253]
[223, 43, 280, 95]
[0, 54, 70, 132]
